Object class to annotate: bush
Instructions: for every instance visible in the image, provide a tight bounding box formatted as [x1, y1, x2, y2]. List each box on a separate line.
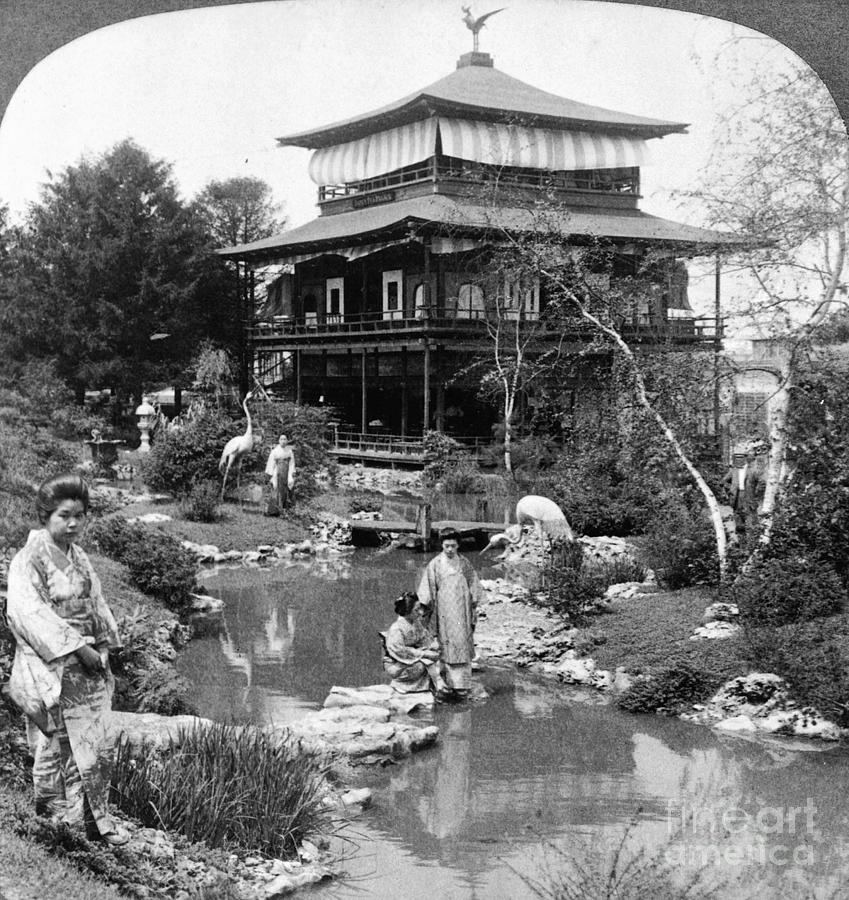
[735, 556, 846, 629]
[533, 445, 665, 536]
[111, 724, 330, 858]
[141, 409, 237, 496]
[180, 479, 222, 523]
[617, 661, 716, 714]
[86, 516, 197, 611]
[538, 541, 606, 623]
[642, 500, 719, 589]
[423, 431, 484, 492]
[743, 616, 849, 727]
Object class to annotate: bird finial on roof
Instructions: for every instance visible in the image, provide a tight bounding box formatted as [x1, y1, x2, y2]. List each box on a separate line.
[461, 6, 505, 52]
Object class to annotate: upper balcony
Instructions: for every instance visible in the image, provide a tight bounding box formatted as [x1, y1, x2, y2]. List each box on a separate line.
[249, 306, 721, 349]
[317, 157, 641, 216]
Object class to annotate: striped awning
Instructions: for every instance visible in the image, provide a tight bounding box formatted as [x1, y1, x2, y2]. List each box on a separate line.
[438, 118, 650, 171]
[307, 116, 651, 186]
[308, 119, 437, 185]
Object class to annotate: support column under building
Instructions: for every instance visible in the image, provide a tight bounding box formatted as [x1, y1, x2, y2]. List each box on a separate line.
[423, 342, 431, 432]
[435, 345, 445, 432]
[401, 346, 408, 437]
[295, 349, 302, 405]
[361, 347, 367, 433]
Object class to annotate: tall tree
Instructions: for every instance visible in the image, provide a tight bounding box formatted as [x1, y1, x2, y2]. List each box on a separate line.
[7, 140, 236, 401]
[685, 39, 849, 552]
[193, 176, 285, 248]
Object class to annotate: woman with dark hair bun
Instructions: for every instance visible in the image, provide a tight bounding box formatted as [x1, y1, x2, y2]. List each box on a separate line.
[5, 472, 128, 846]
[381, 591, 447, 695]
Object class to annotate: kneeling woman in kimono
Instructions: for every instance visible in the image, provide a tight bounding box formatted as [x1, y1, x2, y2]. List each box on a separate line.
[382, 592, 448, 694]
[5, 473, 128, 845]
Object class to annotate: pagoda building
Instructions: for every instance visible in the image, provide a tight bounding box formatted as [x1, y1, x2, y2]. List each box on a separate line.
[220, 49, 736, 452]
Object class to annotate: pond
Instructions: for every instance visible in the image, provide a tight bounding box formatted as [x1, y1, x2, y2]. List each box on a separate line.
[179, 548, 849, 899]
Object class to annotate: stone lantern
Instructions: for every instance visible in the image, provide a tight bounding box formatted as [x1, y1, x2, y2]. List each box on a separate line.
[135, 397, 156, 452]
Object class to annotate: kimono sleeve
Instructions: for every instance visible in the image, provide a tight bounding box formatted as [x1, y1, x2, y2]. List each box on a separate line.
[264, 447, 278, 477]
[79, 551, 121, 651]
[416, 559, 437, 609]
[6, 552, 90, 663]
[384, 621, 425, 665]
[462, 557, 481, 609]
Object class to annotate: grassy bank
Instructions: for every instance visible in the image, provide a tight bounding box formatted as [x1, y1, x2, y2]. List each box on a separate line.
[584, 587, 748, 681]
[118, 497, 310, 549]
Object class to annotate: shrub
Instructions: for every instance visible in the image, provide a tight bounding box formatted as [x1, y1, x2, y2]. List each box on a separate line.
[533, 445, 665, 536]
[111, 724, 330, 858]
[617, 661, 716, 714]
[642, 500, 719, 589]
[181, 479, 222, 523]
[141, 409, 237, 496]
[86, 516, 197, 611]
[735, 556, 846, 629]
[743, 616, 849, 727]
[538, 541, 606, 623]
[348, 492, 384, 515]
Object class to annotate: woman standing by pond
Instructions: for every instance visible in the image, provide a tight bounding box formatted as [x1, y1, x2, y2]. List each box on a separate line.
[417, 529, 481, 699]
[265, 434, 296, 513]
[5, 473, 127, 845]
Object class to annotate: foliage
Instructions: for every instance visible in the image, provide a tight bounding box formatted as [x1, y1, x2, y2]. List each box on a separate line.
[423, 430, 483, 491]
[192, 176, 285, 248]
[743, 616, 849, 728]
[250, 400, 336, 501]
[191, 340, 236, 412]
[0, 414, 82, 549]
[111, 724, 329, 858]
[535, 444, 665, 537]
[86, 517, 197, 611]
[617, 661, 716, 714]
[763, 367, 849, 583]
[642, 499, 719, 589]
[511, 815, 715, 900]
[110, 608, 195, 716]
[538, 541, 608, 623]
[347, 492, 384, 515]
[735, 556, 846, 629]
[180, 480, 222, 523]
[142, 409, 237, 495]
[2, 139, 236, 401]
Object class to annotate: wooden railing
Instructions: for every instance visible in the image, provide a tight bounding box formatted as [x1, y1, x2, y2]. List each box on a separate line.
[328, 429, 493, 459]
[250, 309, 721, 343]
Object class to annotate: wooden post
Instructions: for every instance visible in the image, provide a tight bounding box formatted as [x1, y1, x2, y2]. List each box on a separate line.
[435, 346, 445, 432]
[361, 347, 367, 433]
[713, 253, 722, 449]
[401, 346, 408, 437]
[295, 348, 302, 405]
[416, 503, 433, 549]
[423, 342, 431, 432]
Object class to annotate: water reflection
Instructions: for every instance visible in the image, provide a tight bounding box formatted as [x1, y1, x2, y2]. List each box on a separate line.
[181, 549, 849, 900]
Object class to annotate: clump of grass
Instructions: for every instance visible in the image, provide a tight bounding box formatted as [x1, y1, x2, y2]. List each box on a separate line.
[111, 723, 330, 858]
[510, 814, 717, 900]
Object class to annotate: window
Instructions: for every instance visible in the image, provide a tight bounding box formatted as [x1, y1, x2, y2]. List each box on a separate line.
[503, 277, 540, 320]
[413, 283, 427, 318]
[382, 270, 403, 320]
[457, 283, 485, 319]
[325, 277, 344, 322]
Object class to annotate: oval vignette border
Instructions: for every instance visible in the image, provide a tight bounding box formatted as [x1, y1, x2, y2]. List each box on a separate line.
[0, 1, 848, 133]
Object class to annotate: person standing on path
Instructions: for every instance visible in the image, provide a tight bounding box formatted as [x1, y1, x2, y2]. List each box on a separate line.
[264, 433, 296, 514]
[417, 529, 481, 698]
[5, 473, 128, 845]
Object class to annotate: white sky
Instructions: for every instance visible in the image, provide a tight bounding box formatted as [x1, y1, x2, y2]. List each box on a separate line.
[0, 0, 815, 314]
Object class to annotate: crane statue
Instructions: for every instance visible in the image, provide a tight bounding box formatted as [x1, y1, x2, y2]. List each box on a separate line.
[461, 6, 506, 52]
[516, 495, 575, 546]
[219, 390, 255, 500]
[481, 523, 523, 558]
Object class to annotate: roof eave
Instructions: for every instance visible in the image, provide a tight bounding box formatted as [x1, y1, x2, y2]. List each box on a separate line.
[277, 95, 687, 149]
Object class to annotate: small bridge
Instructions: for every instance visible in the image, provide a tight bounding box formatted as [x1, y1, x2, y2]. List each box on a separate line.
[350, 506, 508, 549]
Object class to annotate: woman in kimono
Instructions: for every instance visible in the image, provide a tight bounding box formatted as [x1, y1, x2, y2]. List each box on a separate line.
[265, 433, 296, 513]
[417, 529, 481, 697]
[382, 592, 447, 695]
[5, 473, 128, 845]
